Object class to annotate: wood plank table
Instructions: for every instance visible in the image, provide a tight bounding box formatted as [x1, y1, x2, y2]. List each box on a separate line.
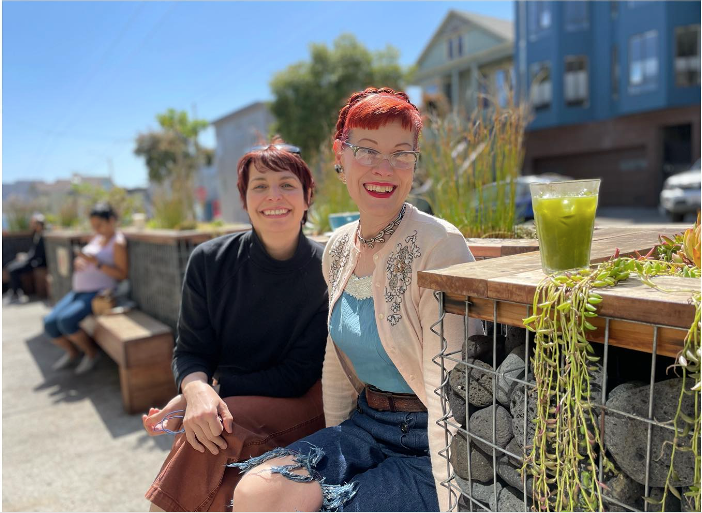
[418, 226, 699, 358]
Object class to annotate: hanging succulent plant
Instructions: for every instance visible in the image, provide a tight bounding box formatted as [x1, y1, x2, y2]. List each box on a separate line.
[522, 221, 701, 512]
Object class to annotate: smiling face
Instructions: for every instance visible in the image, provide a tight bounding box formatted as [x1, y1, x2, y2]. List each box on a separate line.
[245, 163, 309, 238]
[336, 120, 416, 224]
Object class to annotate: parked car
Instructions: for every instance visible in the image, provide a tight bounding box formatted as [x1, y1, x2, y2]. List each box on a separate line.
[477, 174, 573, 220]
[660, 160, 701, 222]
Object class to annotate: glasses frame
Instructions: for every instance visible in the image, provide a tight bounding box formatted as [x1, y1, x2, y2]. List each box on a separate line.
[342, 141, 420, 170]
[248, 144, 301, 155]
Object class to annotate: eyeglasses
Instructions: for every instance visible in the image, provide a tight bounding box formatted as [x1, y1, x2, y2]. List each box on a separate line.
[342, 142, 419, 170]
[248, 144, 301, 155]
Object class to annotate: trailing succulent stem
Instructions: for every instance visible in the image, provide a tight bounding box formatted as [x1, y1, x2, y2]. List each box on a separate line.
[522, 252, 701, 512]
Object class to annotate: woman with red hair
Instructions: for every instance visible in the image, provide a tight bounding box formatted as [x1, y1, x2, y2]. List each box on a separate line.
[142, 140, 328, 512]
[231, 88, 481, 511]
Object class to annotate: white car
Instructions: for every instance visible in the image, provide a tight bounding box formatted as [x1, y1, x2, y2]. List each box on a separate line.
[660, 160, 701, 222]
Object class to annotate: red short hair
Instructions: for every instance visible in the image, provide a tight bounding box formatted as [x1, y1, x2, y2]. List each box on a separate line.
[237, 140, 315, 223]
[334, 87, 423, 148]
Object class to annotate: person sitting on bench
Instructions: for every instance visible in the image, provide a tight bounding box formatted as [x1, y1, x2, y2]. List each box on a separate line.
[43, 203, 128, 374]
[141, 139, 328, 512]
[3, 212, 46, 304]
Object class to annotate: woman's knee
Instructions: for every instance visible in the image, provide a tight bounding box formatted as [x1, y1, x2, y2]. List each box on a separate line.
[56, 315, 81, 337]
[233, 456, 322, 512]
[43, 315, 63, 339]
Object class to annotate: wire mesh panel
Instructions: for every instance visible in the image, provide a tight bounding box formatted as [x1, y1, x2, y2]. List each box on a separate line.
[433, 294, 696, 512]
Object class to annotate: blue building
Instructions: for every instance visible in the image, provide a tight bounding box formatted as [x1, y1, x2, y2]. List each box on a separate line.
[515, 1, 700, 207]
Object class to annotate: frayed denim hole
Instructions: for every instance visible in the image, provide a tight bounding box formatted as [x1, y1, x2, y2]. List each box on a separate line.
[270, 442, 325, 483]
[225, 447, 300, 474]
[321, 482, 359, 512]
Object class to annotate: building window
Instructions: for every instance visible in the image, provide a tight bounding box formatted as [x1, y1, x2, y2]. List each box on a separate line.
[528, 2, 551, 40]
[564, 56, 588, 107]
[447, 35, 463, 60]
[612, 46, 619, 99]
[629, 30, 659, 92]
[565, 1, 589, 31]
[675, 25, 701, 87]
[530, 61, 552, 110]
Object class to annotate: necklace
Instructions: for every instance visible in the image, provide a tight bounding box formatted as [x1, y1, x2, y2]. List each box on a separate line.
[356, 203, 407, 249]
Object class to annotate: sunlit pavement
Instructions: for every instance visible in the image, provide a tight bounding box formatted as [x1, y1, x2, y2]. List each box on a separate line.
[2, 300, 172, 511]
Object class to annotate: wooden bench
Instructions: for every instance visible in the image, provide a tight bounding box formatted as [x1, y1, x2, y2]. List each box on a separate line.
[81, 310, 177, 414]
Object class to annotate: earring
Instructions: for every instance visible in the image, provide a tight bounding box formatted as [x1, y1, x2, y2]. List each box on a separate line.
[335, 164, 347, 184]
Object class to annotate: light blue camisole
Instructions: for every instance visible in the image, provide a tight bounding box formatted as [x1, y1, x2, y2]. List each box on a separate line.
[329, 274, 413, 394]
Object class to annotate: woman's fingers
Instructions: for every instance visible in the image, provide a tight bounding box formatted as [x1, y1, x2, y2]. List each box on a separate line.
[218, 401, 234, 434]
[185, 425, 207, 453]
[189, 424, 220, 455]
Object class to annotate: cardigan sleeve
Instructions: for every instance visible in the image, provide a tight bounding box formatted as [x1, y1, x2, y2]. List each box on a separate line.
[418, 230, 482, 511]
[320, 232, 362, 426]
[171, 246, 219, 392]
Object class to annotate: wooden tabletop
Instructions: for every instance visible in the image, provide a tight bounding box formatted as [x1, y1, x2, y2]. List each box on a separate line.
[418, 225, 699, 357]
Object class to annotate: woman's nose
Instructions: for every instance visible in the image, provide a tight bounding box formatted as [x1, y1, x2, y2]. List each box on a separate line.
[372, 158, 394, 176]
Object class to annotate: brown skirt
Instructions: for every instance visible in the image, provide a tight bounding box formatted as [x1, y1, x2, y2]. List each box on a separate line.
[145, 381, 325, 512]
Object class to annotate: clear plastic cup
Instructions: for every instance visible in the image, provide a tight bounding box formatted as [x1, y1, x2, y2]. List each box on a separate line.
[530, 179, 601, 274]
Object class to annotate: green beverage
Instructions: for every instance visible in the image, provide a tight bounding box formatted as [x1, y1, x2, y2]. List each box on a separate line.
[530, 180, 600, 274]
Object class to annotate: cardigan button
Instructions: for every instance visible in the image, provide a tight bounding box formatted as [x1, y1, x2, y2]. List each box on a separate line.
[400, 422, 410, 434]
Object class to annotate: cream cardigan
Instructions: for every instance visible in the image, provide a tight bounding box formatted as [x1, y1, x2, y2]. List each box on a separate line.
[321, 204, 482, 511]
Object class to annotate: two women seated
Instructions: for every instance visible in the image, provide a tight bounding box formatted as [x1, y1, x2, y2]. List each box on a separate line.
[142, 87, 480, 512]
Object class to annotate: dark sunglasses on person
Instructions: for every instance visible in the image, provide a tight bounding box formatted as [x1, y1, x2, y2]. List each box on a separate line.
[248, 144, 301, 155]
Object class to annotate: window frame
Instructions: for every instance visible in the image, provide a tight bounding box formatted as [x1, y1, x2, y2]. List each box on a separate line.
[564, 1, 589, 32]
[564, 55, 589, 107]
[628, 30, 659, 93]
[674, 24, 701, 88]
[530, 61, 553, 111]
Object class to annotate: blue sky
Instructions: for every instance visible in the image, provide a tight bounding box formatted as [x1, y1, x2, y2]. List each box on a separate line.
[3, 1, 514, 189]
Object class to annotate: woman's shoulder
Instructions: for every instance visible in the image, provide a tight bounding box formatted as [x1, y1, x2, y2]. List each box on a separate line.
[191, 230, 251, 264]
[406, 205, 464, 242]
[322, 221, 357, 258]
[114, 231, 127, 245]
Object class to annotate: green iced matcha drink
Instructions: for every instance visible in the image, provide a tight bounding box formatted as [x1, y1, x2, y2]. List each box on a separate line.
[530, 180, 600, 274]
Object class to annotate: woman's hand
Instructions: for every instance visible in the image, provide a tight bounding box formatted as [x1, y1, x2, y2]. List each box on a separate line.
[181, 380, 234, 455]
[142, 394, 186, 436]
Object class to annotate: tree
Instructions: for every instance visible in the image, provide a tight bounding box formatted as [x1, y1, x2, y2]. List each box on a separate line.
[134, 109, 210, 226]
[270, 34, 406, 159]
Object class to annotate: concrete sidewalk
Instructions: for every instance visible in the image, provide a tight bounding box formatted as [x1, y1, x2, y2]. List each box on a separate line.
[2, 300, 172, 511]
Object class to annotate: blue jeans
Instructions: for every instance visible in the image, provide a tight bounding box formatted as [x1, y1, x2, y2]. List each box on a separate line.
[230, 391, 439, 512]
[43, 290, 98, 338]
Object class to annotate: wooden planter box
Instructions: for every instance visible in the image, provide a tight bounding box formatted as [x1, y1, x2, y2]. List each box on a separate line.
[418, 226, 699, 512]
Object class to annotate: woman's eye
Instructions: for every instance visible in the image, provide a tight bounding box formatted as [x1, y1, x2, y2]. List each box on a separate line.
[281, 183, 296, 189]
[253, 185, 267, 190]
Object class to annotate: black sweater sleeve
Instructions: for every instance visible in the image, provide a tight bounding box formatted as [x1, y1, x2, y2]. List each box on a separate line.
[172, 247, 219, 392]
[216, 300, 328, 398]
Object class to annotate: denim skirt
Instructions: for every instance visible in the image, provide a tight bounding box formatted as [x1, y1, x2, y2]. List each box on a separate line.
[230, 390, 439, 512]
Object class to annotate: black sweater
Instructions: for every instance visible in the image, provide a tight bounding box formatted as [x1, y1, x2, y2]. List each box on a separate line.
[172, 229, 328, 398]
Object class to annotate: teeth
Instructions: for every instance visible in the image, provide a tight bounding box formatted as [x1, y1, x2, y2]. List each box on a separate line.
[262, 209, 289, 216]
[365, 184, 395, 193]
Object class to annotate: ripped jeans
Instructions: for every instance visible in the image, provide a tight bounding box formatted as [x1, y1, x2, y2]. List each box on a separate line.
[229, 390, 438, 512]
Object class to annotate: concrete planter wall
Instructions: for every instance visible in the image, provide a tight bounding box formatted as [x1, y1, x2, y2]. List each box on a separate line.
[2, 231, 35, 267]
[44, 226, 250, 329]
